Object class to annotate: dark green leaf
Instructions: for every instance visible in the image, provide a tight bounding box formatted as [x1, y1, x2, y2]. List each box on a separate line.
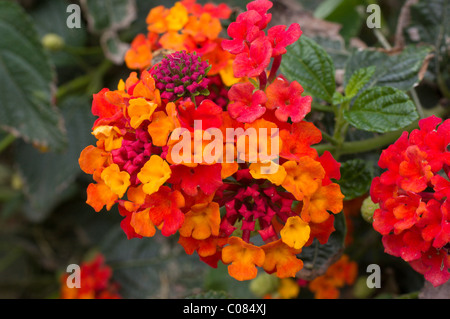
[0, 1, 66, 150]
[345, 66, 376, 98]
[30, 0, 87, 68]
[16, 96, 95, 222]
[344, 46, 433, 92]
[100, 229, 208, 298]
[297, 212, 346, 280]
[280, 36, 336, 103]
[337, 159, 373, 200]
[80, 0, 137, 34]
[343, 86, 418, 133]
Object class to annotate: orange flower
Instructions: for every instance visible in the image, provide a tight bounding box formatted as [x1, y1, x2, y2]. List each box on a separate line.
[146, 5, 170, 33]
[130, 208, 156, 237]
[281, 157, 325, 201]
[137, 155, 171, 195]
[124, 33, 154, 70]
[301, 183, 344, 223]
[86, 182, 118, 212]
[166, 2, 189, 31]
[280, 216, 310, 250]
[179, 202, 221, 240]
[249, 161, 286, 186]
[261, 239, 303, 278]
[79, 145, 110, 175]
[127, 98, 158, 129]
[100, 164, 130, 198]
[159, 31, 189, 51]
[92, 125, 123, 152]
[308, 254, 357, 299]
[147, 111, 176, 147]
[183, 12, 222, 42]
[222, 237, 265, 281]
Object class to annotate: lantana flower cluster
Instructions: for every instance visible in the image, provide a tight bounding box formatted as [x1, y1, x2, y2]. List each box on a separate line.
[308, 254, 357, 299]
[79, 0, 344, 281]
[60, 254, 121, 299]
[371, 115, 450, 287]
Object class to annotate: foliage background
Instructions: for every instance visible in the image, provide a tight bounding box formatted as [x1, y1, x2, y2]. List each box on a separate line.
[0, 0, 448, 298]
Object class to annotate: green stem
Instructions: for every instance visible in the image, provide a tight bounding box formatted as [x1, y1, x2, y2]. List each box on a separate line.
[0, 134, 16, 153]
[314, 105, 448, 156]
[320, 130, 339, 145]
[331, 100, 351, 159]
[55, 59, 113, 101]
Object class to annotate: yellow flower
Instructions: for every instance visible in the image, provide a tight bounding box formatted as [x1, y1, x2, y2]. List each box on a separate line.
[278, 278, 300, 299]
[137, 155, 171, 195]
[100, 164, 130, 197]
[249, 161, 286, 186]
[92, 125, 123, 151]
[166, 2, 188, 31]
[128, 98, 157, 129]
[280, 216, 310, 250]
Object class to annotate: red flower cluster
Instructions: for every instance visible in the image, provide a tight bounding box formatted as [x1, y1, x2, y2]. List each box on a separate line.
[371, 115, 450, 287]
[79, 0, 344, 281]
[60, 254, 121, 299]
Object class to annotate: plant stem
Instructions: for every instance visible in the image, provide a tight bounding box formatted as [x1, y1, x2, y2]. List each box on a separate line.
[55, 59, 113, 101]
[314, 105, 448, 156]
[259, 71, 267, 91]
[0, 134, 16, 153]
[268, 55, 282, 83]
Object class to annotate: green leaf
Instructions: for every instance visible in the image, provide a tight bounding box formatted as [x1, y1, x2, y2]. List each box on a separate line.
[343, 86, 419, 133]
[100, 229, 208, 299]
[30, 0, 87, 68]
[337, 159, 373, 200]
[314, 0, 365, 41]
[280, 36, 336, 103]
[344, 46, 433, 92]
[16, 96, 95, 222]
[345, 66, 376, 98]
[80, 0, 137, 34]
[407, 0, 450, 48]
[0, 1, 66, 151]
[297, 212, 346, 280]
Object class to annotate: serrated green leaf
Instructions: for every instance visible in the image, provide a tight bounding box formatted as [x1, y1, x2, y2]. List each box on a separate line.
[297, 212, 346, 280]
[407, 0, 450, 47]
[345, 66, 376, 98]
[337, 159, 373, 200]
[16, 96, 95, 222]
[343, 86, 418, 133]
[100, 228, 208, 299]
[30, 0, 87, 68]
[0, 1, 66, 151]
[344, 46, 433, 92]
[80, 0, 137, 34]
[280, 36, 336, 103]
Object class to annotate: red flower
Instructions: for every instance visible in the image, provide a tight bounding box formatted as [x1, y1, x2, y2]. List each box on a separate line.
[227, 82, 266, 122]
[267, 24, 302, 57]
[233, 36, 272, 78]
[265, 77, 311, 123]
[371, 115, 450, 287]
[246, 0, 273, 29]
[221, 10, 263, 55]
[169, 163, 223, 197]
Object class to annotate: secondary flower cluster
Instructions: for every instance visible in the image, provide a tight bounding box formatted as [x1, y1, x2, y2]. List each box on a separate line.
[371, 115, 450, 287]
[308, 254, 357, 299]
[60, 254, 121, 299]
[79, 0, 344, 281]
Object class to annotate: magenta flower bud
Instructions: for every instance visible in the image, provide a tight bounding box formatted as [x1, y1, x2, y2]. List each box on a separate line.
[151, 50, 212, 103]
